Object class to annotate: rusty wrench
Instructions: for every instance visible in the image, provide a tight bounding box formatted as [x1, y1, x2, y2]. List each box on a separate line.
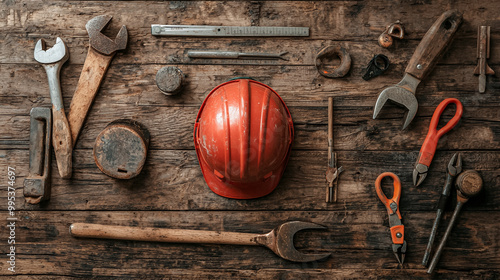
[34, 38, 72, 178]
[373, 10, 462, 130]
[67, 15, 127, 146]
[69, 221, 331, 262]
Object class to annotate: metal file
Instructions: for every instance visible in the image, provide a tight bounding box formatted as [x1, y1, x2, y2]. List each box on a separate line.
[151, 25, 309, 37]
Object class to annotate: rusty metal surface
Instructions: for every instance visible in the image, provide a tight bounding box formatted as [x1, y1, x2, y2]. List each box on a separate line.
[93, 119, 150, 179]
[456, 170, 483, 198]
[325, 97, 343, 203]
[255, 221, 332, 262]
[23, 107, 52, 204]
[315, 46, 351, 78]
[378, 21, 404, 48]
[155, 66, 185, 95]
[474, 26, 494, 93]
[86, 15, 128, 55]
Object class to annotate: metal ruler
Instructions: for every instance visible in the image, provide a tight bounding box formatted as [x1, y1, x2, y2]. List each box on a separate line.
[151, 25, 309, 37]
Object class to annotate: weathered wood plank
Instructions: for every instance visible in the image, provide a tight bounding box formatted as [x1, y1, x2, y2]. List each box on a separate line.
[1, 63, 498, 111]
[2, 0, 500, 66]
[2, 32, 500, 66]
[1, 1, 499, 39]
[1, 0, 499, 278]
[1, 149, 498, 211]
[1, 96, 498, 151]
[1, 210, 498, 278]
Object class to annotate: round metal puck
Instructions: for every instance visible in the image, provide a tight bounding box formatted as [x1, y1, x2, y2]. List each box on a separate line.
[456, 170, 483, 198]
[93, 119, 150, 179]
[156, 66, 185, 95]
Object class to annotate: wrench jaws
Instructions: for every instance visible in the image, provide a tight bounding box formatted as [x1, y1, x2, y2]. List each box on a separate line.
[86, 15, 128, 55]
[373, 73, 420, 130]
[34, 37, 68, 64]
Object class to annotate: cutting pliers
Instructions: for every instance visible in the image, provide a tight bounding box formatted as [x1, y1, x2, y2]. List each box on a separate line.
[413, 98, 463, 186]
[375, 172, 407, 265]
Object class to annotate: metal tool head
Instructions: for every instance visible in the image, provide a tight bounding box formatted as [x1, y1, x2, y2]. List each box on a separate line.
[413, 162, 428, 187]
[34, 37, 69, 64]
[277, 51, 289, 61]
[392, 241, 407, 265]
[86, 15, 128, 55]
[447, 153, 462, 176]
[373, 73, 420, 130]
[261, 221, 331, 262]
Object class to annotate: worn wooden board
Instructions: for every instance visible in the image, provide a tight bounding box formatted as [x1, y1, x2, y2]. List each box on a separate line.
[0, 0, 499, 278]
[3, 210, 500, 278]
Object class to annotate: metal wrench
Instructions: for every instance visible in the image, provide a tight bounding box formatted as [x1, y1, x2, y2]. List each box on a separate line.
[422, 153, 462, 266]
[69, 221, 331, 262]
[34, 37, 72, 178]
[67, 15, 127, 147]
[373, 10, 462, 130]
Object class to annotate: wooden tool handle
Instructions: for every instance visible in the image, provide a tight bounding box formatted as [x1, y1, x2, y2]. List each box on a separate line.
[405, 10, 462, 80]
[68, 47, 114, 147]
[69, 223, 259, 246]
[52, 108, 72, 178]
[328, 97, 333, 143]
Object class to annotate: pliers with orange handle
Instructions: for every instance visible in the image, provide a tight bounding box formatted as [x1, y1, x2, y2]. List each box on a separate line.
[375, 172, 407, 265]
[413, 98, 463, 186]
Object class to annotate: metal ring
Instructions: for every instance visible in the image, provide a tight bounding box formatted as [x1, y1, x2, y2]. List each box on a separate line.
[315, 46, 351, 78]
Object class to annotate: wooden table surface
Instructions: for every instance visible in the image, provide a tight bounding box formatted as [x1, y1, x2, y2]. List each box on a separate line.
[1, 1, 499, 279]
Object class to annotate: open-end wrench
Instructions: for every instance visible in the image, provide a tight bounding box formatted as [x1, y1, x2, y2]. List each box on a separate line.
[70, 221, 331, 262]
[34, 38, 72, 178]
[373, 10, 462, 130]
[67, 15, 127, 147]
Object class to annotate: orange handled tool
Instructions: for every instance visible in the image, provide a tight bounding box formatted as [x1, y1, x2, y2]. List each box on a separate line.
[413, 98, 463, 186]
[375, 172, 407, 265]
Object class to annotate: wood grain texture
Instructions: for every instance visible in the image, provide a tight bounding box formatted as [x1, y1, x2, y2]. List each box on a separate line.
[51, 107, 72, 178]
[67, 47, 114, 146]
[405, 10, 463, 80]
[0, 0, 499, 278]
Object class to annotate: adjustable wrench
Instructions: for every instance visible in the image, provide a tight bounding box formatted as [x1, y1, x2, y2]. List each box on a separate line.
[34, 38, 72, 178]
[67, 15, 127, 146]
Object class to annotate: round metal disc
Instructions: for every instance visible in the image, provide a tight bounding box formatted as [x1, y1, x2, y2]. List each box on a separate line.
[155, 66, 185, 95]
[93, 120, 150, 179]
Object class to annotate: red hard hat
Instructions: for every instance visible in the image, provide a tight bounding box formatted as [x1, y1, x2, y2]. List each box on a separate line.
[194, 79, 294, 199]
